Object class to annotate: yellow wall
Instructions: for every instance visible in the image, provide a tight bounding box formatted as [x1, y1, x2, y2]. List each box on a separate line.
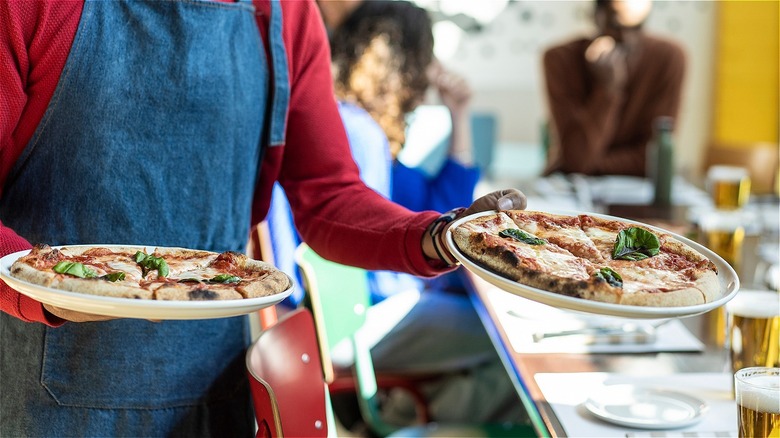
[712, 0, 779, 145]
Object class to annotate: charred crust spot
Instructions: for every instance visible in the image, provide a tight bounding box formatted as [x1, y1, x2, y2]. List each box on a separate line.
[499, 249, 520, 266]
[188, 288, 219, 300]
[558, 281, 588, 298]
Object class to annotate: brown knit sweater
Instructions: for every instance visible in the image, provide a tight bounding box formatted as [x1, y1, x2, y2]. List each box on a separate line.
[542, 33, 686, 177]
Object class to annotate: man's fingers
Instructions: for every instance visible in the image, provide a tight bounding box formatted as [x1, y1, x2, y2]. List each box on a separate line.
[462, 188, 527, 217]
[44, 304, 115, 323]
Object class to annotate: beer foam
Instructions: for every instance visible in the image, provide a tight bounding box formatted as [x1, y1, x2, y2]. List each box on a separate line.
[699, 210, 746, 231]
[727, 290, 780, 318]
[707, 165, 748, 182]
[738, 375, 780, 414]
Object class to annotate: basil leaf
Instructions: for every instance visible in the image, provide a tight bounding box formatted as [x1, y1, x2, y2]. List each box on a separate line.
[594, 267, 623, 288]
[53, 261, 97, 279]
[208, 274, 241, 284]
[134, 251, 169, 278]
[101, 272, 126, 282]
[499, 228, 546, 245]
[612, 227, 660, 261]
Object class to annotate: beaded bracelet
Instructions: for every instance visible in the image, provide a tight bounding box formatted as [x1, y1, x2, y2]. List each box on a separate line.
[428, 207, 466, 266]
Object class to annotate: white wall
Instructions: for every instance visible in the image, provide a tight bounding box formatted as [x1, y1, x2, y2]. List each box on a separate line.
[435, 1, 717, 179]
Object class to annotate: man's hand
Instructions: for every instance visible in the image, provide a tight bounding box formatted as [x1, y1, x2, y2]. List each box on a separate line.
[44, 304, 116, 323]
[422, 188, 528, 264]
[461, 188, 527, 218]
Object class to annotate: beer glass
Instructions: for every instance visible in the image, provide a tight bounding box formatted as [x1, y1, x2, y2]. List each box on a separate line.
[728, 290, 780, 375]
[734, 367, 780, 438]
[700, 211, 746, 271]
[707, 165, 751, 211]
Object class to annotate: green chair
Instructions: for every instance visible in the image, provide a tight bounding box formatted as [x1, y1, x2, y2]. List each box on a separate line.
[294, 243, 538, 437]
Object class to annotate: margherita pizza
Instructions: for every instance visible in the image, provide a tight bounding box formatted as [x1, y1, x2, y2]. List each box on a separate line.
[451, 210, 719, 307]
[9, 244, 291, 301]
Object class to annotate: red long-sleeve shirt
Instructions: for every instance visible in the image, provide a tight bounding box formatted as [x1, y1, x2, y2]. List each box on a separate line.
[0, 0, 443, 325]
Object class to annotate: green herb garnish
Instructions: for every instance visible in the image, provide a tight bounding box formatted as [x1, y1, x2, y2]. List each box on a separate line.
[134, 251, 169, 278]
[612, 227, 660, 261]
[594, 267, 623, 288]
[52, 261, 97, 279]
[208, 274, 241, 284]
[499, 228, 546, 245]
[100, 272, 126, 282]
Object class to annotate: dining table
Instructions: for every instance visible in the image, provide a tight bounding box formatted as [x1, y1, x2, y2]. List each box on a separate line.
[462, 269, 736, 437]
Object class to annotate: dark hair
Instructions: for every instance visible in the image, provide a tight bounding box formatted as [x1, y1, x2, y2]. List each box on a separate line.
[329, 0, 434, 157]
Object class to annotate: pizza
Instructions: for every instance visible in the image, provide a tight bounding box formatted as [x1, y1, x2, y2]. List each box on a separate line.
[451, 210, 719, 307]
[8, 244, 291, 301]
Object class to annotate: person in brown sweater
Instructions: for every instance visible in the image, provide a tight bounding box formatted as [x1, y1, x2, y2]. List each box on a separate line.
[542, 0, 686, 176]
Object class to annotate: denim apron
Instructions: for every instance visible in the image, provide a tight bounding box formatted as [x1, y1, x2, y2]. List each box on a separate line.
[0, 0, 289, 435]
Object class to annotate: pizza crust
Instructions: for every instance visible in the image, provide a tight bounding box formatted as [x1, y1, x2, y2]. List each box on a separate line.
[619, 287, 704, 307]
[239, 269, 291, 298]
[154, 283, 243, 301]
[693, 270, 720, 304]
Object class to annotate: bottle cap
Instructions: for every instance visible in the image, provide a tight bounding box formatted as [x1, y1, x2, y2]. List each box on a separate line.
[654, 116, 675, 131]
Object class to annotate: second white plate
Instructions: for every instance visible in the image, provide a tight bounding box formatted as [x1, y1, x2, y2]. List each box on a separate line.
[445, 210, 739, 319]
[583, 384, 709, 429]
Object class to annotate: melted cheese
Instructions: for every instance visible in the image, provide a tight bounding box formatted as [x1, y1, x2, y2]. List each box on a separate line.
[529, 246, 590, 280]
[617, 265, 693, 294]
[583, 226, 617, 244]
[105, 261, 143, 282]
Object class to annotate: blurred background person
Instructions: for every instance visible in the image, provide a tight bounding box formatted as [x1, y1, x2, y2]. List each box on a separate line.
[268, 0, 527, 429]
[542, 0, 686, 177]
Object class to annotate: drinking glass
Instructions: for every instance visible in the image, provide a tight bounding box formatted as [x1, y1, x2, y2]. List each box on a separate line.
[734, 367, 780, 438]
[727, 290, 780, 375]
[707, 165, 752, 211]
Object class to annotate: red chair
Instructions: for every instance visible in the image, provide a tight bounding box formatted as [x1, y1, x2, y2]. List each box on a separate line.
[245, 308, 330, 438]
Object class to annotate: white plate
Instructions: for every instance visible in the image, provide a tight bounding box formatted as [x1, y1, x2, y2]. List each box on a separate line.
[583, 384, 708, 429]
[446, 210, 739, 319]
[0, 245, 293, 320]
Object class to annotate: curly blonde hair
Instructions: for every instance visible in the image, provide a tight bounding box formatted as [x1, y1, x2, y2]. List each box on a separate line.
[329, 1, 434, 158]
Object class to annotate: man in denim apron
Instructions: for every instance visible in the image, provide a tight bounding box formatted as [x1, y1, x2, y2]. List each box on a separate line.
[1, 1, 286, 435]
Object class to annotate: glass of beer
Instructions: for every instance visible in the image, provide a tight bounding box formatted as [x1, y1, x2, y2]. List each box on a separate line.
[728, 291, 780, 374]
[734, 367, 780, 438]
[707, 165, 752, 210]
[700, 211, 746, 270]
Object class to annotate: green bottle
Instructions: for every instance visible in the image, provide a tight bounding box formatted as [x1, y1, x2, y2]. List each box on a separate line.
[648, 116, 674, 207]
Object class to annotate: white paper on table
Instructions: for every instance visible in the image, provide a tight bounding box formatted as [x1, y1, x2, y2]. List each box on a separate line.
[534, 372, 737, 437]
[489, 289, 705, 354]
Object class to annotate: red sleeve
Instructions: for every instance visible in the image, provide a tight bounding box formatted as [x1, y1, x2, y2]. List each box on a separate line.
[274, 1, 446, 277]
[0, 0, 79, 325]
